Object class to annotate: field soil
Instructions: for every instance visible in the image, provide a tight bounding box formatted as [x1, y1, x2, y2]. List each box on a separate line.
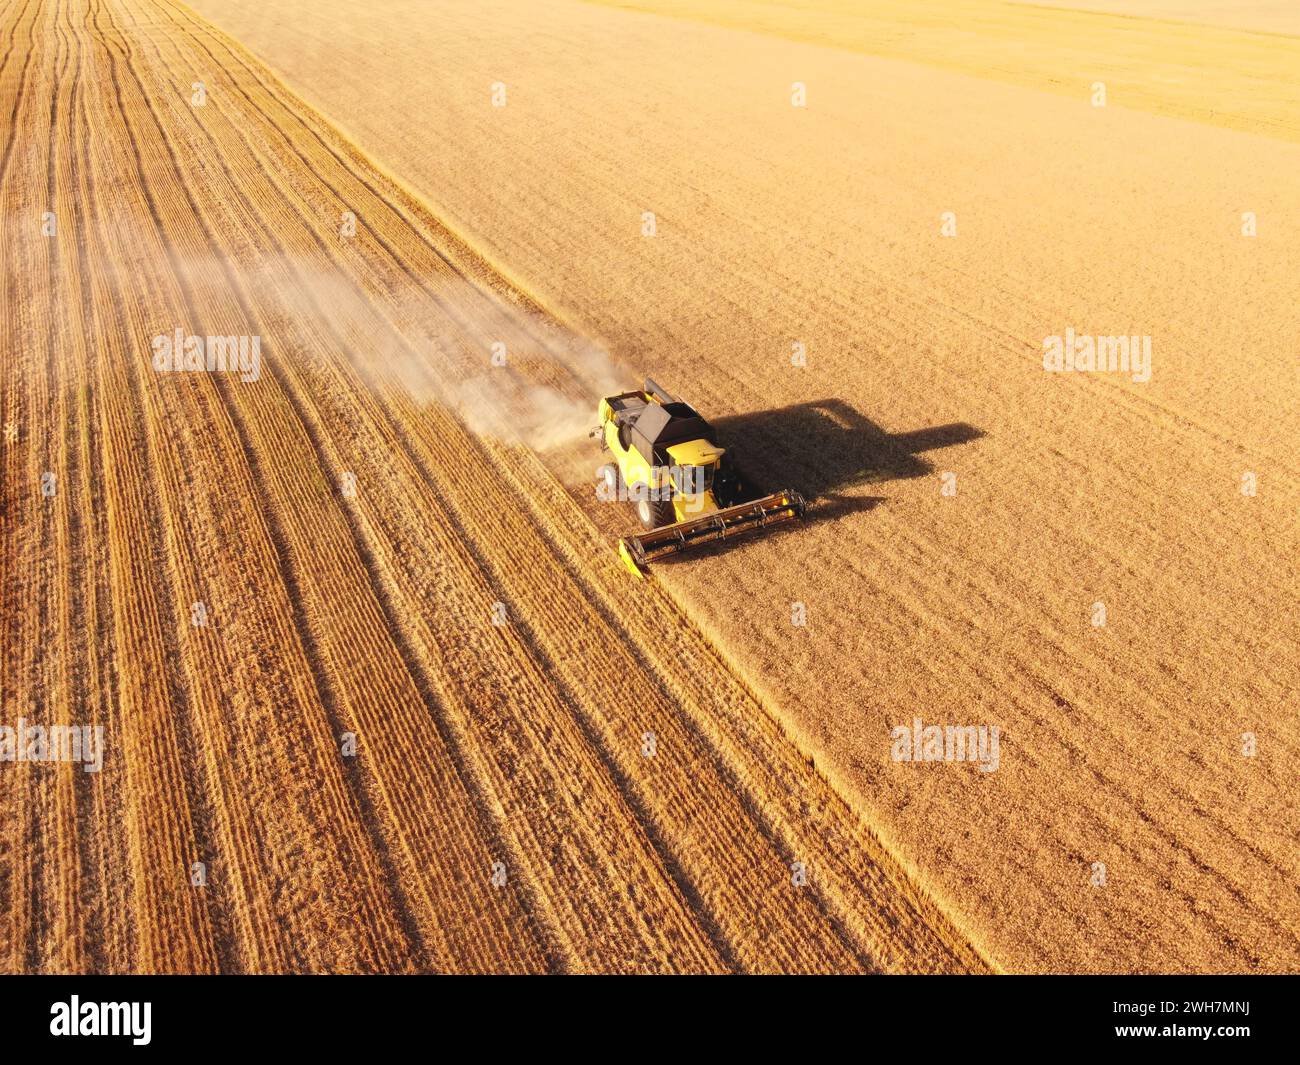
[181, 0, 1300, 972]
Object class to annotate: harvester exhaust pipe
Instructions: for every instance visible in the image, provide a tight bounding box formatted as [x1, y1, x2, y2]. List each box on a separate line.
[617, 489, 807, 578]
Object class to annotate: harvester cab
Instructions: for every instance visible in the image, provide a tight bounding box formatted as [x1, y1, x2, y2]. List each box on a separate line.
[595, 379, 806, 577]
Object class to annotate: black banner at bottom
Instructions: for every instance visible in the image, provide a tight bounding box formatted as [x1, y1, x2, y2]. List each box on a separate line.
[2, 974, 1292, 1052]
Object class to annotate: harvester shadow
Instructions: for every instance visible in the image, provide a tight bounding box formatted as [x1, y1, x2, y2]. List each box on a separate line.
[652, 400, 981, 570]
[714, 398, 984, 502]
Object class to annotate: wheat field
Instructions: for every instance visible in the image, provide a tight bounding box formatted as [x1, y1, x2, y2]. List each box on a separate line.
[3, 0, 1297, 973]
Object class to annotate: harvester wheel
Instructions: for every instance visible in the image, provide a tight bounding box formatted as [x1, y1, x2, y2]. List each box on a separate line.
[635, 493, 675, 530]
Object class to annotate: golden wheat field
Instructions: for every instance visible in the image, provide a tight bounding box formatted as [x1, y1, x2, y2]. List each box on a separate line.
[2, 0, 1297, 974]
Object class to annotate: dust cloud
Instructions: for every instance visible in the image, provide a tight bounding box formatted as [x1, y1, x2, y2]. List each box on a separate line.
[145, 252, 627, 453]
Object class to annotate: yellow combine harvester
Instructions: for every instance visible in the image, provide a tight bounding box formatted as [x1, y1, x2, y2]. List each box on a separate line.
[594, 379, 806, 577]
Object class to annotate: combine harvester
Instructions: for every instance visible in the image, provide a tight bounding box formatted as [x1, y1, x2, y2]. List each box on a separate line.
[593, 379, 806, 577]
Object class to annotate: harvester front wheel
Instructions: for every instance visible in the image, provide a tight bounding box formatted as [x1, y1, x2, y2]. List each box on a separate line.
[635, 493, 675, 530]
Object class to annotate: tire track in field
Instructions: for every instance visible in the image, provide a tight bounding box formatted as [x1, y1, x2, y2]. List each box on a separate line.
[68, 0, 133, 975]
[0, 0, 40, 188]
[85, 0, 255, 972]
[42, 0, 96, 973]
[0, 0, 37, 80]
[64, 0, 110, 972]
[0, 0, 46, 976]
[25, 0, 65, 974]
[20, 0, 95, 974]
